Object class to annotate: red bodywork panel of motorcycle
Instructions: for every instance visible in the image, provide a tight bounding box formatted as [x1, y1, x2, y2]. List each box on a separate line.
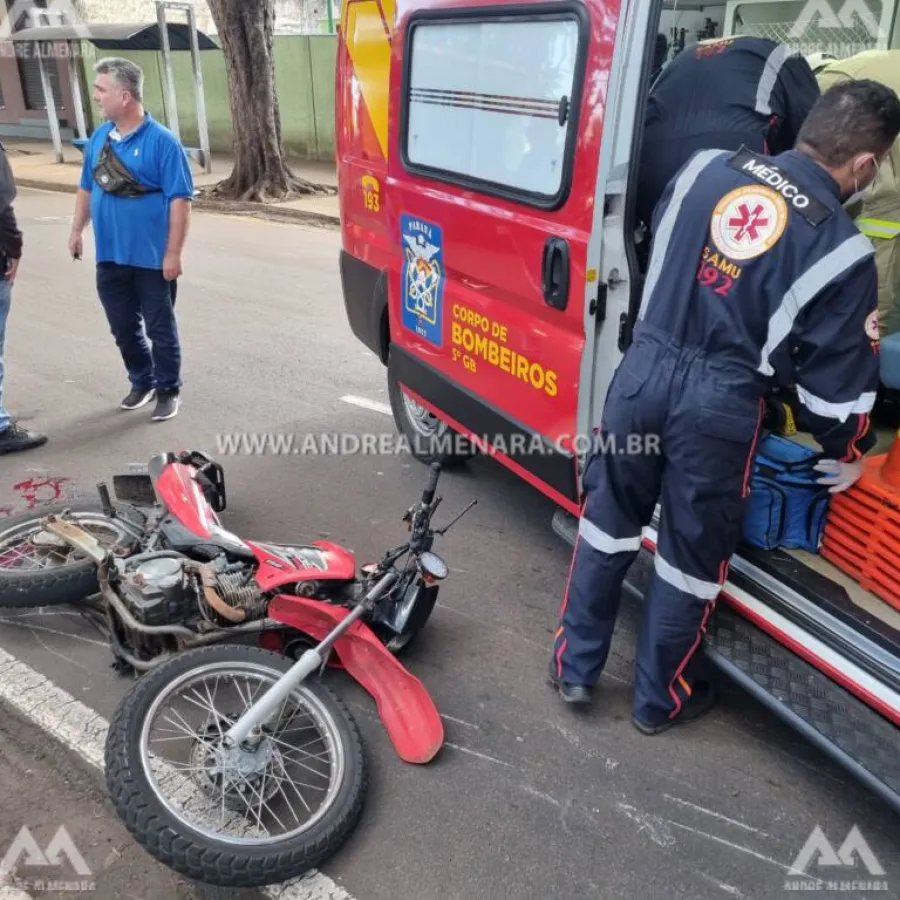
[247, 540, 357, 591]
[266, 594, 444, 764]
[154, 463, 218, 538]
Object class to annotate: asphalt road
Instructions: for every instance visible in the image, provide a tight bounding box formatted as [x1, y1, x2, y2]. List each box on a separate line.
[0, 188, 898, 900]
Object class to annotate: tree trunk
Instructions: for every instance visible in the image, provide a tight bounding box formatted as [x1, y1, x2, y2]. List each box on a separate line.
[204, 0, 332, 202]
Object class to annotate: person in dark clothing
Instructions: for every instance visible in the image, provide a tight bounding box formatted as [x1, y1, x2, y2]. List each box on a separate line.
[0, 142, 47, 455]
[549, 80, 900, 732]
[649, 33, 669, 87]
[636, 35, 821, 235]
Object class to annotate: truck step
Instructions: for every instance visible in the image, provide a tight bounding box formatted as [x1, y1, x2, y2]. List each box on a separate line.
[705, 606, 900, 814]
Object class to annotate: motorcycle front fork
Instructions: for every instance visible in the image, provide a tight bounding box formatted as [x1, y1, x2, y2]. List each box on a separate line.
[222, 571, 397, 748]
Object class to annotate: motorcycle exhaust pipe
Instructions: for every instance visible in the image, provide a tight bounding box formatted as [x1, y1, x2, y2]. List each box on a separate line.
[101, 582, 197, 640]
[109, 618, 286, 671]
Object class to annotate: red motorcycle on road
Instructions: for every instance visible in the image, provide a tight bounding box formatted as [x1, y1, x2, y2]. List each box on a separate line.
[0, 450, 474, 887]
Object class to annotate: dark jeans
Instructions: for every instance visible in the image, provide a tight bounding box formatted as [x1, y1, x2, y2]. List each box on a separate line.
[96, 262, 182, 393]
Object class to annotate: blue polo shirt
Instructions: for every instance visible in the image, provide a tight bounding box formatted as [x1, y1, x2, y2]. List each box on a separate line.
[79, 113, 194, 270]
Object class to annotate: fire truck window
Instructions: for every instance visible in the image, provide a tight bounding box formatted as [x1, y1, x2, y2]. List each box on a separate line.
[402, 14, 583, 206]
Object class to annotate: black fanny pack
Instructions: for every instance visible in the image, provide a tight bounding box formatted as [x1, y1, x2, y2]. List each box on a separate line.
[93, 138, 161, 198]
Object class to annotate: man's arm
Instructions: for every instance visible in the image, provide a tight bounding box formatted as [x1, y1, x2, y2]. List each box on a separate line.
[0, 205, 23, 283]
[771, 54, 821, 152]
[163, 198, 191, 280]
[159, 136, 195, 280]
[790, 252, 881, 464]
[69, 149, 95, 258]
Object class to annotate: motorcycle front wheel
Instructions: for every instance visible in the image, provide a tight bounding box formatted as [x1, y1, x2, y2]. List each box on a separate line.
[0, 501, 146, 608]
[104, 644, 368, 888]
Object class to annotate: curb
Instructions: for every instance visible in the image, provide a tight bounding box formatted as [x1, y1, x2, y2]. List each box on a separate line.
[14, 178, 341, 228]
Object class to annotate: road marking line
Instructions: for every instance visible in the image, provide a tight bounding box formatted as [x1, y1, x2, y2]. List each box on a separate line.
[662, 794, 769, 838]
[444, 742, 513, 768]
[440, 714, 479, 730]
[664, 819, 791, 874]
[340, 396, 391, 416]
[0, 648, 356, 900]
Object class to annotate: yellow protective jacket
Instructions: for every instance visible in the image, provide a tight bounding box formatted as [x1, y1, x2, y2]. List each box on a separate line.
[817, 50, 900, 335]
[816, 51, 900, 238]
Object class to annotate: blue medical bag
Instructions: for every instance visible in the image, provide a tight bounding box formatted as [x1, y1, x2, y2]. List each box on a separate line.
[742, 434, 831, 553]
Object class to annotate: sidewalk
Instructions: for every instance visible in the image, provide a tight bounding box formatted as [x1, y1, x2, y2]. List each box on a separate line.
[3, 141, 340, 227]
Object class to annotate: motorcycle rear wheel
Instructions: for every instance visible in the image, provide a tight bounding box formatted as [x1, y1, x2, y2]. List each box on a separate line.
[104, 644, 368, 888]
[0, 501, 146, 608]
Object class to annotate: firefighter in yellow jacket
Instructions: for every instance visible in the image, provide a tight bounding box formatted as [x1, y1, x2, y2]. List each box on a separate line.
[813, 50, 900, 337]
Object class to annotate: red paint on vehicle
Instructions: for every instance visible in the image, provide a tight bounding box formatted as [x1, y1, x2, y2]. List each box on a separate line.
[247, 539, 358, 591]
[153, 462, 216, 539]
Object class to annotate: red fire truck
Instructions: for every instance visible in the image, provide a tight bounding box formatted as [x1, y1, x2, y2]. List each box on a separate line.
[336, 0, 900, 812]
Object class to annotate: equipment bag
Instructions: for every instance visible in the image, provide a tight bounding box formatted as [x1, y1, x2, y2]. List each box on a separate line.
[742, 434, 831, 553]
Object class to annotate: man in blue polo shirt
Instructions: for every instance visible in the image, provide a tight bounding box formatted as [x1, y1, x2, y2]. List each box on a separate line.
[69, 57, 193, 421]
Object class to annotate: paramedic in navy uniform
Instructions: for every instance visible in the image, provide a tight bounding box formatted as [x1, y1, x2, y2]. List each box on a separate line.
[636, 35, 821, 239]
[69, 57, 193, 422]
[549, 80, 900, 733]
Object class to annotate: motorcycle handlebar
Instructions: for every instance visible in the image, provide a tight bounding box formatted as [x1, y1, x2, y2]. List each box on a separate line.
[420, 462, 441, 507]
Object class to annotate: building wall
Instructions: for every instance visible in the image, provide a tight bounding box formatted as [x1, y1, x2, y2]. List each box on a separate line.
[78, 34, 338, 161]
[0, 0, 341, 156]
[0, 43, 79, 139]
[77, 0, 340, 36]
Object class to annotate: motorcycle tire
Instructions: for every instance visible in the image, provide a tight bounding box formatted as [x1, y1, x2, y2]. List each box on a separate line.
[104, 644, 368, 888]
[0, 501, 146, 609]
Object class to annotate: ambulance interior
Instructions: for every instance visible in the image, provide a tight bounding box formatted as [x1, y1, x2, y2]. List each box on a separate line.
[629, 1, 900, 633]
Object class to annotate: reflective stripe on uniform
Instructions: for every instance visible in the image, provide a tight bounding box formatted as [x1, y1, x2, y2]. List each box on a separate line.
[579, 517, 642, 554]
[758, 232, 875, 376]
[639, 149, 727, 320]
[755, 43, 795, 116]
[654, 553, 722, 600]
[796, 384, 876, 421]
[857, 217, 900, 240]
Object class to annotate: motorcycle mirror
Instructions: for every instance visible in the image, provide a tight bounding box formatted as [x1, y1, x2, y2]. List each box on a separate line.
[435, 499, 477, 536]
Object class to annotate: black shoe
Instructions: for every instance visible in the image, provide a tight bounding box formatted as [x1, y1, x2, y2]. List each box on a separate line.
[632, 680, 718, 735]
[548, 666, 593, 707]
[121, 387, 155, 410]
[0, 421, 48, 455]
[152, 390, 180, 421]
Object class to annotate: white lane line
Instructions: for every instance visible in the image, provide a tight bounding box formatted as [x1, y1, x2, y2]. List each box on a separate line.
[0, 648, 356, 900]
[662, 795, 770, 838]
[339, 396, 391, 416]
[665, 820, 791, 874]
[443, 742, 514, 769]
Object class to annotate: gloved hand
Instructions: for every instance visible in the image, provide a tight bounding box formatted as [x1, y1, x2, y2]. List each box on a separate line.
[814, 459, 864, 494]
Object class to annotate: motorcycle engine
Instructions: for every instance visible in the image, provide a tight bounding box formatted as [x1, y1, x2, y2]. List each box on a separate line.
[119, 555, 195, 626]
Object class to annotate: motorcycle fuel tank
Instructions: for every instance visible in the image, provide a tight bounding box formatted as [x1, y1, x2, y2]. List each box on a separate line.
[153, 462, 218, 539]
[247, 540, 357, 591]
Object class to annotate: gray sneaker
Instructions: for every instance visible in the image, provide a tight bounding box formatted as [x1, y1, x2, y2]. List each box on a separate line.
[121, 387, 155, 410]
[152, 390, 180, 421]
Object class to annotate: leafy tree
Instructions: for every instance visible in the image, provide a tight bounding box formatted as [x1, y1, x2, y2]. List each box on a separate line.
[204, 0, 332, 202]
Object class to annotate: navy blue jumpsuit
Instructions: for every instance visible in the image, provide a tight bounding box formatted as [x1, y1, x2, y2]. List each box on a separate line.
[552, 145, 881, 728]
[638, 36, 821, 230]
